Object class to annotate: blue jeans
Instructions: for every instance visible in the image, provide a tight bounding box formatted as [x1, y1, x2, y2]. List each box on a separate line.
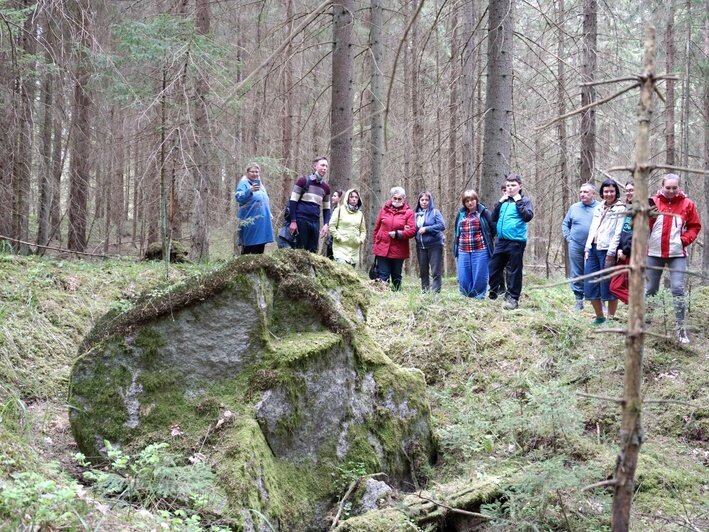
[377, 256, 404, 291]
[489, 239, 526, 301]
[417, 245, 443, 292]
[567, 240, 585, 300]
[584, 244, 616, 301]
[295, 218, 320, 253]
[645, 256, 687, 324]
[457, 250, 489, 298]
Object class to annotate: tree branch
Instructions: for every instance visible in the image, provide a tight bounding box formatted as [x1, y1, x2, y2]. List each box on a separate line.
[536, 83, 639, 130]
[414, 492, 492, 520]
[576, 392, 624, 404]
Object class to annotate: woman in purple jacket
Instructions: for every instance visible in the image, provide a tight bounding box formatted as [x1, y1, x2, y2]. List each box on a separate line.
[414, 192, 446, 293]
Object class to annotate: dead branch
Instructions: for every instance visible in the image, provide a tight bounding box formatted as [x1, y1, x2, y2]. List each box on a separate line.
[0, 235, 124, 259]
[579, 76, 639, 87]
[536, 83, 639, 130]
[527, 264, 631, 290]
[653, 86, 666, 103]
[643, 399, 692, 406]
[414, 492, 492, 520]
[330, 478, 359, 530]
[650, 164, 709, 175]
[219, 0, 332, 114]
[607, 164, 708, 175]
[576, 392, 624, 404]
[581, 479, 617, 492]
[587, 329, 672, 340]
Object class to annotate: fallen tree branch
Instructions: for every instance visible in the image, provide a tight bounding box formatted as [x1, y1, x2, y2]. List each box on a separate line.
[0, 235, 124, 259]
[415, 492, 492, 520]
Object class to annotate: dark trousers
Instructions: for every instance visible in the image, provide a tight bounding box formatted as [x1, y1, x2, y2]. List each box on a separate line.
[242, 244, 265, 255]
[295, 218, 320, 253]
[417, 245, 443, 292]
[488, 239, 526, 301]
[377, 256, 405, 291]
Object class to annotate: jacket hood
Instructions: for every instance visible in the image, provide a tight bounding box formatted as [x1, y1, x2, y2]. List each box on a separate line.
[657, 190, 687, 204]
[416, 192, 436, 211]
[343, 188, 362, 211]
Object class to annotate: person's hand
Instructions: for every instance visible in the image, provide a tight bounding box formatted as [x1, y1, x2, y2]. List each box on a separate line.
[418, 227, 426, 234]
[251, 183, 260, 192]
[320, 224, 329, 238]
[499, 194, 509, 202]
[584, 250, 589, 261]
[289, 221, 298, 235]
[388, 231, 396, 239]
[618, 250, 626, 261]
[513, 194, 522, 202]
[605, 255, 616, 266]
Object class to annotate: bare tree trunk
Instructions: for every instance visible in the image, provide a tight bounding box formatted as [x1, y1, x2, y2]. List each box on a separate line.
[703, 0, 709, 283]
[664, 0, 675, 165]
[579, 0, 597, 185]
[461, 0, 475, 189]
[368, 0, 384, 257]
[330, 0, 355, 191]
[410, 17, 424, 195]
[68, 3, 92, 252]
[189, 0, 211, 261]
[446, 4, 461, 273]
[37, 26, 55, 249]
[12, 0, 37, 255]
[50, 102, 63, 243]
[557, 0, 569, 275]
[611, 25, 655, 531]
[481, 0, 514, 204]
[682, 0, 692, 193]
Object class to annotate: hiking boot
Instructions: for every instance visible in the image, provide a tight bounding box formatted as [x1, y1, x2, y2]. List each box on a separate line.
[676, 328, 690, 344]
[591, 317, 607, 325]
[574, 300, 584, 312]
[503, 298, 518, 310]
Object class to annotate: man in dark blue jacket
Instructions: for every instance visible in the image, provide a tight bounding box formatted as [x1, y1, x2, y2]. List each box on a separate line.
[288, 156, 332, 252]
[488, 174, 534, 310]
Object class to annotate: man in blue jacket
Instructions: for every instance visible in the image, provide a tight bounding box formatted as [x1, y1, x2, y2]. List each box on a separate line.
[488, 174, 534, 310]
[561, 183, 598, 310]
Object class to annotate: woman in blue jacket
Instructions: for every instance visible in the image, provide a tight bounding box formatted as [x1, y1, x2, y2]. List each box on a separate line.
[235, 162, 274, 254]
[415, 192, 446, 293]
[454, 189, 495, 298]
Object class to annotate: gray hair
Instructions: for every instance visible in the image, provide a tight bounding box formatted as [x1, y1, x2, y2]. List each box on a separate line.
[580, 182, 595, 192]
[390, 186, 406, 198]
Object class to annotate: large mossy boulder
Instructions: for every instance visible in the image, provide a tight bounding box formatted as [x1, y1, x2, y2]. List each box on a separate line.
[69, 251, 436, 529]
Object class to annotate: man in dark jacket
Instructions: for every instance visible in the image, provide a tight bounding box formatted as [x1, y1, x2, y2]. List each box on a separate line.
[488, 174, 534, 310]
[288, 156, 332, 252]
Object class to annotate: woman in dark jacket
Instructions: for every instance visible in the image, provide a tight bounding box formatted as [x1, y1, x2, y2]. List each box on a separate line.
[454, 189, 495, 298]
[372, 187, 416, 291]
[414, 191, 446, 292]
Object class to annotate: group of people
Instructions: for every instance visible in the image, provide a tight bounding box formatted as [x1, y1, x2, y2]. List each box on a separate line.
[562, 174, 701, 343]
[235, 157, 700, 342]
[234, 157, 536, 309]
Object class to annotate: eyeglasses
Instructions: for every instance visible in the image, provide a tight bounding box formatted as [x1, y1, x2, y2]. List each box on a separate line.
[392, 196, 403, 201]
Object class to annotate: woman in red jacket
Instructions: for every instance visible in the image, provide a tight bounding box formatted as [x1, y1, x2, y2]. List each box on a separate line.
[372, 187, 416, 290]
[646, 174, 701, 344]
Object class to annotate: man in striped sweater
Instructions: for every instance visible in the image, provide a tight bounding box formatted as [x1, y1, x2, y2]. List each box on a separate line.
[288, 156, 332, 253]
[646, 174, 701, 344]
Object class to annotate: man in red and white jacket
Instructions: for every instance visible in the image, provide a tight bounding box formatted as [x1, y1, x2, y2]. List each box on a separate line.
[646, 174, 702, 344]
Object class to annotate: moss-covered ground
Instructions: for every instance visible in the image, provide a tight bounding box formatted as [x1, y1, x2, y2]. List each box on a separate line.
[1, 254, 707, 530]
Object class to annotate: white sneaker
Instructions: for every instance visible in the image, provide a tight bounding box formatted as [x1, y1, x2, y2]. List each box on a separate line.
[574, 300, 584, 312]
[676, 328, 690, 344]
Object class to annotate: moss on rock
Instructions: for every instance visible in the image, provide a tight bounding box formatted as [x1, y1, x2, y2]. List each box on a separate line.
[68, 252, 436, 528]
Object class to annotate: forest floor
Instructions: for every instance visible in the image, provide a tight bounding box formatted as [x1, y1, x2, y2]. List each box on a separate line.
[0, 253, 707, 530]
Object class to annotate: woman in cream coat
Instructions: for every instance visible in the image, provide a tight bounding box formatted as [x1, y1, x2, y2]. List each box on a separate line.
[330, 189, 366, 267]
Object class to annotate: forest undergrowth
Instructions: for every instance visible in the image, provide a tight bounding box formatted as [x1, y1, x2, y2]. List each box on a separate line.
[0, 253, 706, 530]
